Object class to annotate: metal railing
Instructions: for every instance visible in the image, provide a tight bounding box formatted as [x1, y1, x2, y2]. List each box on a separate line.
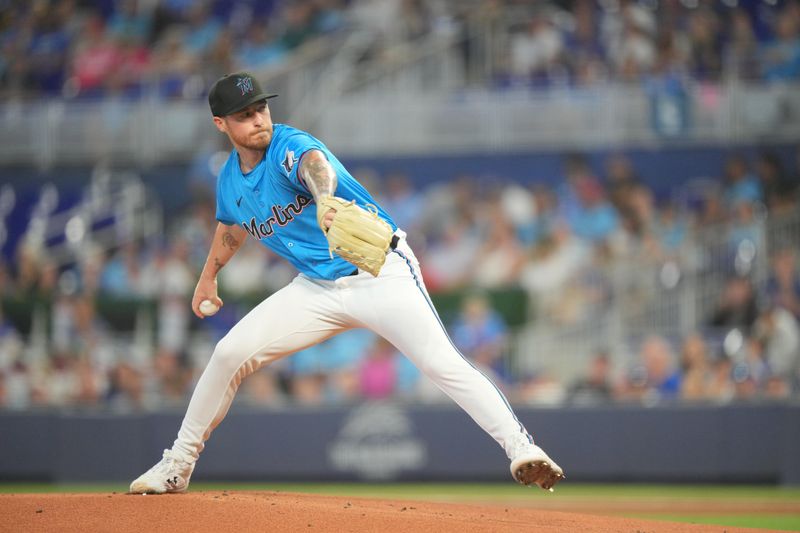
[1, 79, 798, 168]
[514, 207, 800, 382]
[13, 167, 163, 268]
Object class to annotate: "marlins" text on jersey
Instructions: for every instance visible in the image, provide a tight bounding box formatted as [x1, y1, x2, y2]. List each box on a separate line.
[242, 193, 313, 239]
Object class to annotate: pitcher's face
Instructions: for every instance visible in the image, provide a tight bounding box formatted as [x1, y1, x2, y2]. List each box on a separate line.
[215, 101, 273, 151]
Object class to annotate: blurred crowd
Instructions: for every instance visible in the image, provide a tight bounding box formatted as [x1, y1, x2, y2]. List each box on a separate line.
[3, 0, 800, 100]
[1, 143, 799, 411]
[487, 0, 800, 87]
[0, 0, 349, 99]
[1, 0, 799, 412]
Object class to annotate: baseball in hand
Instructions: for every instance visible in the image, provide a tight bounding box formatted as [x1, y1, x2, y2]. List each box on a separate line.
[199, 299, 220, 317]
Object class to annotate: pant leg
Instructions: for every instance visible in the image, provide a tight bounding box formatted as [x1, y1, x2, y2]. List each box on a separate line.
[342, 240, 531, 459]
[173, 275, 346, 462]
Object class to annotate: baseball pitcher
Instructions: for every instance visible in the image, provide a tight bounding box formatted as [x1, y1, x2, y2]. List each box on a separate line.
[129, 71, 564, 494]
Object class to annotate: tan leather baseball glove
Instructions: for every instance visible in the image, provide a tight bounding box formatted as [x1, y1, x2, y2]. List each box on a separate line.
[317, 196, 394, 277]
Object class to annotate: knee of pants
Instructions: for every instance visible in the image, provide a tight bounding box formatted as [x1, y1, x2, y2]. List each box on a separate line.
[416, 347, 473, 378]
[209, 335, 249, 375]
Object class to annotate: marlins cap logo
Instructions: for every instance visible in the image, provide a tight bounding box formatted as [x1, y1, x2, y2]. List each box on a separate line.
[236, 76, 254, 95]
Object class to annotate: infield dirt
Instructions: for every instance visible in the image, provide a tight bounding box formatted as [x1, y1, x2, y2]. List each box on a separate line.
[0, 491, 786, 532]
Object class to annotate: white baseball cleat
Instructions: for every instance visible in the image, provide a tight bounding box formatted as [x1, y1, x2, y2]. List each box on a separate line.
[509, 439, 565, 491]
[129, 449, 195, 494]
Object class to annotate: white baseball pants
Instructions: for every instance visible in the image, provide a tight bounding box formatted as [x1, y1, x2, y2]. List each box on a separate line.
[172, 235, 531, 463]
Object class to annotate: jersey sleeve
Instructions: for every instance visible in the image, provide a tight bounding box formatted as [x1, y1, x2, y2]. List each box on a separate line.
[215, 172, 237, 226]
[275, 128, 327, 191]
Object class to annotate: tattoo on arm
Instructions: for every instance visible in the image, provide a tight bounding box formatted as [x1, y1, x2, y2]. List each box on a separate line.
[212, 257, 224, 275]
[222, 231, 240, 250]
[300, 151, 337, 200]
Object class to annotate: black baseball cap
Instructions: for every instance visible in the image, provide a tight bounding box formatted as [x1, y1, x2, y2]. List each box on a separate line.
[208, 71, 277, 117]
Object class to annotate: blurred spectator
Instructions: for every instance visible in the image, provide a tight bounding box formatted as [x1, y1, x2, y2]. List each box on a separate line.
[519, 222, 588, 310]
[358, 336, 399, 400]
[378, 172, 423, 237]
[99, 242, 141, 296]
[509, 183, 549, 248]
[218, 241, 268, 297]
[567, 349, 613, 404]
[708, 353, 735, 403]
[37, 259, 59, 299]
[314, 0, 347, 35]
[240, 368, 283, 406]
[25, 3, 73, 95]
[470, 207, 526, 289]
[755, 150, 797, 213]
[564, 0, 607, 86]
[68, 13, 122, 97]
[149, 27, 194, 98]
[182, 2, 222, 56]
[111, 39, 152, 96]
[0, 260, 12, 297]
[606, 2, 656, 80]
[792, 144, 800, 195]
[291, 329, 372, 405]
[570, 176, 619, 244]
[107, 0, 152, 43]
[450, 293, 509, 383]
[236, 19, 286, 69]
[731, 339, 766, 400]
[708, 276, 759, 334]
[13, 242, 42, 297]
[156, 239, 194, 353]
[722, 154, 762, 208]
[278, 1, 319, 51]
[765, 248, 800, 320]
[559, 154, 619, 244]
[106, 361, 144, 410]
[78, 250, 105, 296]
[759, 6, 800, 81]
[697, 188, 727, 228]
[394, 0, 433, 44]
[51, 293, 113, 367]
[679, 333, 711, 401]
[0, 307, 23, 371]
[422, 214, 480, 292]
[604, 153, 641, 224]
[753, 303, 800, 384]
[73, 357, 103, 405]
[3, 360, 32, 410]
[614, 182, 656, 254]
[509, 11, 565, 86]
[552, 242, 613, 326]
[621, 335, 681, 402]
[653, 199, 689, 260]
[726, 201, 764, 276]
[685, 7, 722, 81]
[200, 28, 236, 81]
[724, 8, 760, 80]
[515, 368, 566, 406]
[1, 0, 800, 99]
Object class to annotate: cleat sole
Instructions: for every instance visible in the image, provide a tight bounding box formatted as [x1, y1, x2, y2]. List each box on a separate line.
[513, 460, 565, 491]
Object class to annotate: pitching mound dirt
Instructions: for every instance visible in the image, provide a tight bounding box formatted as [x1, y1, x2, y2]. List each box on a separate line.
[0, 491, 777, 532]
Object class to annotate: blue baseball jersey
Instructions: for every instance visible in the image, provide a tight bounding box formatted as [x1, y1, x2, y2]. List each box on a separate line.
[215, 123, 397, 280]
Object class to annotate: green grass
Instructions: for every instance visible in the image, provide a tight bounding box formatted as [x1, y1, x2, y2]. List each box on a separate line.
[2, 482, 800, 499]
[629, 513, 800, 531]
[3, 483, 799, 531]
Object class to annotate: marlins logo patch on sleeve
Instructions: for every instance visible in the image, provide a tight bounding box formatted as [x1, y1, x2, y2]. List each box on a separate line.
[282, 149, 297, 174]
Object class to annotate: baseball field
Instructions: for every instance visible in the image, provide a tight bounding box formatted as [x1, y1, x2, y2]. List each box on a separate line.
[2, 483, 798, 532]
